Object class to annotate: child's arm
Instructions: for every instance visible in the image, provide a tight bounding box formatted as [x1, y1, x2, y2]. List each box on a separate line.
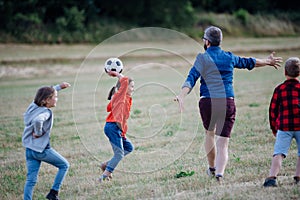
[108, 71, 129, 132]
[32, 111, 52, 138]
[269, 88, 279, 136]
[111, 78, 129, 132]
[53, 82, 71, 91]
[108, 71, 127, 102]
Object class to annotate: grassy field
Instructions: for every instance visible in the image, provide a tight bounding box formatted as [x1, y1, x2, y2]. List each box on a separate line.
[1, 30, 300, 199]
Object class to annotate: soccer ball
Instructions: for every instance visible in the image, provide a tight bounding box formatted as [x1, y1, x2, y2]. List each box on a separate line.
[104, 57, 123, 73]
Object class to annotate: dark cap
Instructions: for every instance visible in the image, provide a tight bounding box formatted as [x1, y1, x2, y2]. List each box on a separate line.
[203, 26, 223, 46]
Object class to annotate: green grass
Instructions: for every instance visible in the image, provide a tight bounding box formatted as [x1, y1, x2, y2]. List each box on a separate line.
[1, 36, 300, 199]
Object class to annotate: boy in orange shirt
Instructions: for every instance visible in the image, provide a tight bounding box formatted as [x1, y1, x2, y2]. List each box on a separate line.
[99, 71, 134, 182]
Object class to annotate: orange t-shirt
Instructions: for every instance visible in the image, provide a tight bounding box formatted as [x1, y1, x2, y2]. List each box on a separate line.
[106, 77, 132, 137]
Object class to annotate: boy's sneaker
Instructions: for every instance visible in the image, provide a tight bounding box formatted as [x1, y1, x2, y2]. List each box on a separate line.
[100, 162, 112, 179]
[206, 167, 216, 177]
[99, 174, 110, 183]
[46, 189, 60, 200]
[263, 177, 277, 187]
[294, 176, 300, 185]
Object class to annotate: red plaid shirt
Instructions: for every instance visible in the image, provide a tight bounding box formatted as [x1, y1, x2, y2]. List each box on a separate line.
[269, 79, 300, 135]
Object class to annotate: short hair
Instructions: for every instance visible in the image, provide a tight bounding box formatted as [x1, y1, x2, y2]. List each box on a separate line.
[34, 86, 55, 106]
[285, 57, 300, 78]
[203, 26, 223, 46]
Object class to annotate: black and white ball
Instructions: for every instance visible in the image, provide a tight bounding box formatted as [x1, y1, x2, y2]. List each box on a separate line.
[104, 57, 123, 73]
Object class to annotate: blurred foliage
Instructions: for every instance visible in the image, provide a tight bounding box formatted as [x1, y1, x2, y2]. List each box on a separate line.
[233, 9, 249, 25]
[55, 7, 85, 32]
[0, 0, 299, 43]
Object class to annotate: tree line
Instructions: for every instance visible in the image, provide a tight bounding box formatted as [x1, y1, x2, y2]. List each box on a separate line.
[0, 0, 299, 43]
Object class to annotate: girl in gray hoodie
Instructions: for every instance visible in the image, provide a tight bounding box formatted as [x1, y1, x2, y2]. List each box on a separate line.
[22, 82, 70, 200]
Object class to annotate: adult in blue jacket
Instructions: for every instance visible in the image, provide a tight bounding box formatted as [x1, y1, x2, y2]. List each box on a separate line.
[175, 26, 282, 182]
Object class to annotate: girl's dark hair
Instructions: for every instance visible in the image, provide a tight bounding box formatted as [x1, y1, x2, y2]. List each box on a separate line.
[107, 78, 133, 100]
[34, 86, 55, 106]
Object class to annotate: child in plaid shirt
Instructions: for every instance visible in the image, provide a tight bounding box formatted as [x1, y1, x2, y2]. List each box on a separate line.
[263, 57, 300, 187]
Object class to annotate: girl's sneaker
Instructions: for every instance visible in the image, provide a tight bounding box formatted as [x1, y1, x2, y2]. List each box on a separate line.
[46, 189, 60, 200]
[294, 176, 300, 185]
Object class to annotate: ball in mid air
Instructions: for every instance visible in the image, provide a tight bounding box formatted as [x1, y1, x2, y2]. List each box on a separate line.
[104, 57, 123, 73]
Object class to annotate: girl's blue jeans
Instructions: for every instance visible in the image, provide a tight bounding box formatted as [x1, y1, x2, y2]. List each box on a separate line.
[24, 147, 69, 200]
[104, 122, 134, 173]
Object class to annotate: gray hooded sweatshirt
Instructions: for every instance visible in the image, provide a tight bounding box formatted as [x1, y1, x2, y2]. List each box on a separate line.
[22, 85, 61, 153]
